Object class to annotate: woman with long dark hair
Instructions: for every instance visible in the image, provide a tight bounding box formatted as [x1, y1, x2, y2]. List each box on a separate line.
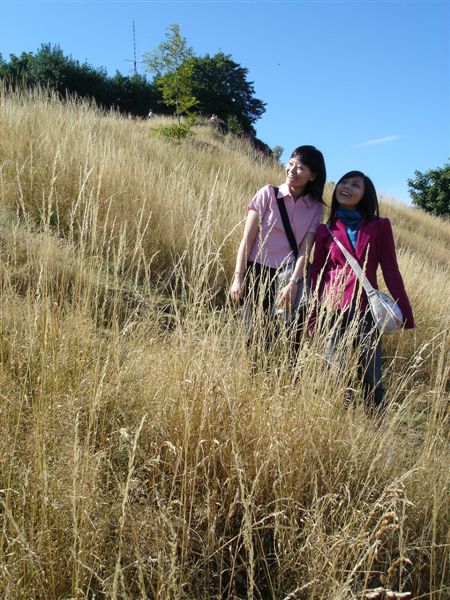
[309, 170, 414, 409]
[230, 145, 326, 360]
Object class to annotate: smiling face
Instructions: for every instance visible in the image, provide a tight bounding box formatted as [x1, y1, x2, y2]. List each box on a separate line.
[285, 158, 316, 197]
[335, 176, 365, 209]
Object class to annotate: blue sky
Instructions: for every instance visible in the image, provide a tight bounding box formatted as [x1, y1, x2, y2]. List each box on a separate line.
[1, 0, 449, 204]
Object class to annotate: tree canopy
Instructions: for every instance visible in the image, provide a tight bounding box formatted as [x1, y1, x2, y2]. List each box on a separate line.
[142, 26, 265, 133]
[189, 53, 266, 134]
[0, 43, 162, 117]
[143, 24, 197, 121]
[408, 163, 450, 218]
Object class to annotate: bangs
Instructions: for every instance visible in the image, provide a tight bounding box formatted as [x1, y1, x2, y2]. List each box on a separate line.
[337, 170, 365, 183]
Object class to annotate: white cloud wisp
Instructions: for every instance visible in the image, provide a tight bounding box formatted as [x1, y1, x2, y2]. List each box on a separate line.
[352, 135, 402, 148]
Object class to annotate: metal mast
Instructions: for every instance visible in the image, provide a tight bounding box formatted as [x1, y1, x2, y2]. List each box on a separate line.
[132, 20, 137, 75]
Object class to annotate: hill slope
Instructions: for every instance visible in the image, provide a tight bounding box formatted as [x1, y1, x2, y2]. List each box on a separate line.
[1, 89, 449, 599]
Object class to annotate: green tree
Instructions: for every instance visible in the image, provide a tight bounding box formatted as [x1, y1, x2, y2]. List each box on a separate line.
[0, 49, 40, 87]
[0, 43, 113, 102]
[143, 24, 197, 122]
[226, 114, 245, 136]
[407, 163, 450, 218]
[110, 72, 162, 117]
[189, 53, 266, 134]
[0, 43, 161, 117]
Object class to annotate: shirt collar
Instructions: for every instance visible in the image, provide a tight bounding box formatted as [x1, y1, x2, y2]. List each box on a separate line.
[277, 183, 312, 207]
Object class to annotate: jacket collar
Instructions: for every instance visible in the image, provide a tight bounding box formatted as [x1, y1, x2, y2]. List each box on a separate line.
[331, 217, 371, 258]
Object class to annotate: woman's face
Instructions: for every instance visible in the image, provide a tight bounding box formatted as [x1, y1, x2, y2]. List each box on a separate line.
[335, 176, 365, 209]
[285, 158, 316, 194]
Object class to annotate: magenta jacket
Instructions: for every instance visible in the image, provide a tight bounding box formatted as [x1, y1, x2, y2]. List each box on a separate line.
[310, 217, 415, 328]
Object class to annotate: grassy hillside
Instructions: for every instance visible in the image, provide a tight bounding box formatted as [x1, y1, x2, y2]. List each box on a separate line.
[1, 88, 449, 599]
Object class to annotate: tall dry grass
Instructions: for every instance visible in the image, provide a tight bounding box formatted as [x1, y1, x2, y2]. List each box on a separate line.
[0, 88, 449, 599]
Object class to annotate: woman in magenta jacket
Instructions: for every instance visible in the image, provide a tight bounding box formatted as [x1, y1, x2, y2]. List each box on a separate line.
[310, 170, 414, 410]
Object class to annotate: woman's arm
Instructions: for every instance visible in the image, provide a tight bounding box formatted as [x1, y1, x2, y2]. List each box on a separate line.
[307, 226, 329, 333]
[379, 219, 415, 328]
[276, 231, 315, 309]
[230, 210, 259, 303]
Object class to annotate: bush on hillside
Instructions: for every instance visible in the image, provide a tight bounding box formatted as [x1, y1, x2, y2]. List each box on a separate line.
[153, 122, 192, 142]
[407, 162, 450, 218]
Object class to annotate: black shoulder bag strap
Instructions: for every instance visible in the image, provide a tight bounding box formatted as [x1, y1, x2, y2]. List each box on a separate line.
[273, 186, 298, 259]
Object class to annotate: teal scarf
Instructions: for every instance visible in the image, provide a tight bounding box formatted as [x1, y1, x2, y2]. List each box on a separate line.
[336, 208, 362, 250]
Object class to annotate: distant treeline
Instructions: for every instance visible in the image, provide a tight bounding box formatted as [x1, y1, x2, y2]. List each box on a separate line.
[0, 43, 265, 136]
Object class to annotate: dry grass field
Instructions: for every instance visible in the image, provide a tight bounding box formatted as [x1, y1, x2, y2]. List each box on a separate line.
[0, 88, 449, 599]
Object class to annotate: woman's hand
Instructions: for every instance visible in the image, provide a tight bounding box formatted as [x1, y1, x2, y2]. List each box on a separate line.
[276, 280, 298, 310]
[230, 211, 259, 305]
[230, 273, 244, 303]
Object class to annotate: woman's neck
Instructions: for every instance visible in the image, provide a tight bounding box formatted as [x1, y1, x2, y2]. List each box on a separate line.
[288, 185, 305, 200]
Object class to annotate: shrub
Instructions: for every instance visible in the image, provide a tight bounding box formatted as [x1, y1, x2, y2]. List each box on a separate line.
[153, 122, 192, 142]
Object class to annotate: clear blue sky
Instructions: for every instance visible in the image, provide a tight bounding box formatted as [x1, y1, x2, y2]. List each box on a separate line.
[1, 0, 449, 204]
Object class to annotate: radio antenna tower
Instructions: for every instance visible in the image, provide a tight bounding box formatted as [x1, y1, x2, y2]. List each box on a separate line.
[125, 20, 138, 75]
[132, 20, 137, 75]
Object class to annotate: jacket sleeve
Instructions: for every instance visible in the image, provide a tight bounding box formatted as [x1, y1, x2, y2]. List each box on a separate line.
[379, 219, 415, 329]
[308, 225, 329, 329]
[310, 225, 328, 293]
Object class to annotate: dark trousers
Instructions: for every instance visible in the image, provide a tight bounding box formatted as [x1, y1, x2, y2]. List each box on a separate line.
[325, 309, 385, 408]
[242, 262, 305, 368]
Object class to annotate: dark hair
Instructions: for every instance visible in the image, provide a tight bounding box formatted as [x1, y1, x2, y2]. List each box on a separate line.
[330, 170, 379, 221]
[290, 145, 326, 204]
